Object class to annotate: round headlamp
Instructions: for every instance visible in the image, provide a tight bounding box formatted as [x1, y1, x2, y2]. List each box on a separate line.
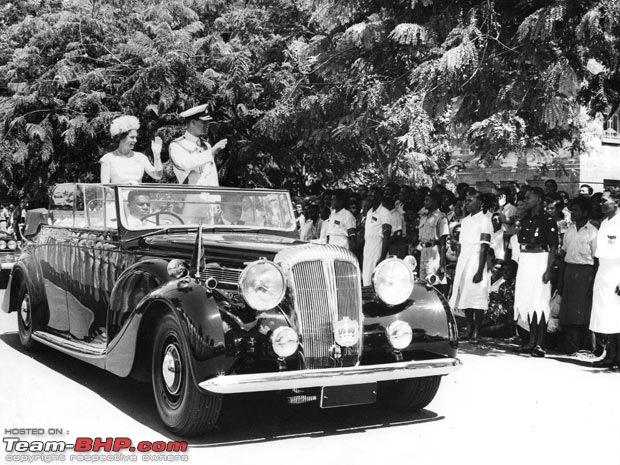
[271, 326, 299, 358]
[0, 240, 6, 250]
[239, 260, 286, 311]
[372, 258, 414, 306]
[167, 259, 188, 279]
[387, 320, 413, 350]
[8, 240, 17, 250]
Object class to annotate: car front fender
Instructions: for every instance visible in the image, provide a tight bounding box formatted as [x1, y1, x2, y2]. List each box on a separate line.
[105, 279, 230, 381]
[2, 252, 47, 322]
[362, 282, 458, 360]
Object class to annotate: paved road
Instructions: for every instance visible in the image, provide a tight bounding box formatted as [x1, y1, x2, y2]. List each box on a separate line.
[1, 286, 619, 465]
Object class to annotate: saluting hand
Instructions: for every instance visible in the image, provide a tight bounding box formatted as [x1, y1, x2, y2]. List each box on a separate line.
[151, 136, 163, 156]
[213, 138, 228, 152]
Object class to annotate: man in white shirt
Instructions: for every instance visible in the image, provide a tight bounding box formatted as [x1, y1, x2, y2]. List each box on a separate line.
[125, 190, 152, 228]
[418, 192, 449, 281]
[299, 204, 322, 241]
[326, 190, 356, 250]
[558, 196, 597, 353]
[362, 187, 392, 286]
[169, 104, 228, 185]
[383, 195, 406, 258]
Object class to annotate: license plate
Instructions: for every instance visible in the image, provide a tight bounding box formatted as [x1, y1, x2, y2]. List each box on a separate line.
[320, 383, 377, 408]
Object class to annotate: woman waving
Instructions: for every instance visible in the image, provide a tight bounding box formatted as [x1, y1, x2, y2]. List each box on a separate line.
[100, 115, 162, 184]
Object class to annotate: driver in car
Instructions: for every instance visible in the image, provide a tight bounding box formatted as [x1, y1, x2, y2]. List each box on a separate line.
[219, 195, 244, 225]
[126, 190, 152, 227]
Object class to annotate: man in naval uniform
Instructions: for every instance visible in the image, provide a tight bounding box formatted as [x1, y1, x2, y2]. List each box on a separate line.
[169, 104, 228, 185]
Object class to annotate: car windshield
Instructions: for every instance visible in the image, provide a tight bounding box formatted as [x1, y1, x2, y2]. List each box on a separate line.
[118, 186, 296, 232]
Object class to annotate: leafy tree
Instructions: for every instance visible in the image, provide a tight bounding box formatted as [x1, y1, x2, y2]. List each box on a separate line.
[1, 0, 620, 203]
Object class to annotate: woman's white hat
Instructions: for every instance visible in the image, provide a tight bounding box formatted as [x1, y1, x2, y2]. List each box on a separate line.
[110, 115, 140, 137]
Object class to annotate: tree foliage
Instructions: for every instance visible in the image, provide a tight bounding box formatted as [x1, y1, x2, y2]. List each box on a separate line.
[1, 0, 620, 202]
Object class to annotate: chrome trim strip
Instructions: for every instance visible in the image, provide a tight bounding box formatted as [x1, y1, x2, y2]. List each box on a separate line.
[33, 331, 106, 357]
[199, 357, 462, 394]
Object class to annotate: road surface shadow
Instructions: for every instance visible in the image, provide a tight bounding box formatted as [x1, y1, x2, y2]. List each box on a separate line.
[458, 337, 618, 374]
[457, 337, 522, 357]
[199, 397, 442, 447]
[0, 331, 444, 445]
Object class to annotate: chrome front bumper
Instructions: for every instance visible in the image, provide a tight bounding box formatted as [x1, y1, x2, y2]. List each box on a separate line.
[199, 357, 462, 394]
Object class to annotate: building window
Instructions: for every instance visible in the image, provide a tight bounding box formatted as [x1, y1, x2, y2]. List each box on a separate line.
[603, 107, 620, 144]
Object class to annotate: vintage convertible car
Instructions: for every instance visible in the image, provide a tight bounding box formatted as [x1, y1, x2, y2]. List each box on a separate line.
[2, 183, 460, 436]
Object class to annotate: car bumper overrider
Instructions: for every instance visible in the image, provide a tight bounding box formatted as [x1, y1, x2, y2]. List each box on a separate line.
[199, 357, 462, 394]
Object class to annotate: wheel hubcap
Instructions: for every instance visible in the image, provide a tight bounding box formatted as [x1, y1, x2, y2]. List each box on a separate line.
[20, 293, 31, 328]
[162, 343, 182, 395]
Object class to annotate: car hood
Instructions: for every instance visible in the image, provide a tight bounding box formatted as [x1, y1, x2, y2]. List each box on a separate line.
[144, 232, 308, 265]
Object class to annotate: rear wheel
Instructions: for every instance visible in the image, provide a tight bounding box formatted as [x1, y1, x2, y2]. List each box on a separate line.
[151, 313, 222, 436]
[16, 281, 41, 351]
[378, 376, 441, 412]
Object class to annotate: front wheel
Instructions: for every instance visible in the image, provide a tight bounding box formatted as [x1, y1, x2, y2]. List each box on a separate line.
[151, 314, 222, 436]
[378, 376, 441, 412]
[16, 281, 41, 351]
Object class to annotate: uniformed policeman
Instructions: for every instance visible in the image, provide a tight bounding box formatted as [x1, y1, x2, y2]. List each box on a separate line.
[418, 192, 449, 282]
[169, 104, 228, 185]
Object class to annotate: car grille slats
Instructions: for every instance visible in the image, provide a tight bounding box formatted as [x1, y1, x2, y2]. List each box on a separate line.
[291, 260, 331, 369]
[201, 265, 241, 286]
[275, 245, 362, 370]
[334, 260, 360, 324]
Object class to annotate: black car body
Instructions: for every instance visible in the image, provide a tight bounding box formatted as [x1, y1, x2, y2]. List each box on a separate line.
[2, 183, 460, 436]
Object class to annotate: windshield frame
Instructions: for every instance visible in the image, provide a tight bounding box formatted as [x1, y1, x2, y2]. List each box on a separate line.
[114, 184, 297, 235]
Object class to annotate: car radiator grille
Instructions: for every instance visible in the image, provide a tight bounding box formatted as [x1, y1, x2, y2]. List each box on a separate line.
[275, 245, 363, 369]
[201, 264, 241, 286]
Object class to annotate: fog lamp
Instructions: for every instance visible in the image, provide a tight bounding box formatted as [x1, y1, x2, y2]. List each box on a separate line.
[372, 258, 414, 306]
[239, 260, 286, 311]
[167, 259, 188, 278]
[271, 327, 299, 358]
[0, 240, 6, 250]
[386, 320, 413, 350]
[7, 240, 17, 250]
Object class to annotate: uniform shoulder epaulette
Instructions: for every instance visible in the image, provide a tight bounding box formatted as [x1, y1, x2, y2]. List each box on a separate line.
[172, 135, 185, 143]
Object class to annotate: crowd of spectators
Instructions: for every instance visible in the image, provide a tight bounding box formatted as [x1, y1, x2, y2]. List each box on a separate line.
[292, 179, 620, 369]
[0, 201, 26, 239]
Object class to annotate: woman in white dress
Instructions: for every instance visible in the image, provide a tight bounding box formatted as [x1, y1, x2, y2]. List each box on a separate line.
[590, 189, 620, 370]
[449, 189, 493, 342]
[100, 115, 163, 184]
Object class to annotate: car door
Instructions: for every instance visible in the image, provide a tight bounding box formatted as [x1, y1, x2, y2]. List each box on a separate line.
[65, 184, 122, 343]
[38, 183, 74, 333]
